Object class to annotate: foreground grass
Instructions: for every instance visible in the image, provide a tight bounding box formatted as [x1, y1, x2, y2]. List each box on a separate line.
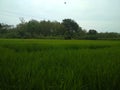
[0, 39, 120, 90]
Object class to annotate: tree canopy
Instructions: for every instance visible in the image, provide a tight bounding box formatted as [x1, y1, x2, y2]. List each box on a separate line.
[62, 19, 81, 39]
[0, 18, 120, 40]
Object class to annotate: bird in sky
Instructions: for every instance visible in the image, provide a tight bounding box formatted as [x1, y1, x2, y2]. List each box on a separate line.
[64, 2, 66, 4]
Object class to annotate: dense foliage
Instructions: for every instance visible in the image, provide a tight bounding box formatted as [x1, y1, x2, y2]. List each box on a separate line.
[0, 39, 120, 89]
[0, 19, 120, 39]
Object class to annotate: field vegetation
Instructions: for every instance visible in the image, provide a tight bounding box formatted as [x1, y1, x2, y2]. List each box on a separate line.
[0, 39, 120, 90]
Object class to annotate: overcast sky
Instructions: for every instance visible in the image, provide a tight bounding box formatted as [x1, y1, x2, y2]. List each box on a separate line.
[0, 0, 120, 32]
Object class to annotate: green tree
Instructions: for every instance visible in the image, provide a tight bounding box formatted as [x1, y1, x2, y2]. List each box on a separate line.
[88, 29, 97, 35]
[86, 29, 98, 40]
[17, 22, 28, 38]
[51, 21, 65, 36]
[39, 20, 52, 36]
[76, 29, 87, 39]
[27, 20, 40, 38]
[0, 23, 2, 29]
[62, 19, 79, 39]
[0, 23, 9, 35]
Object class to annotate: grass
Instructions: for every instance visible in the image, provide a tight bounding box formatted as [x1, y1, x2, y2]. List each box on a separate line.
[0, 39, 120, 90]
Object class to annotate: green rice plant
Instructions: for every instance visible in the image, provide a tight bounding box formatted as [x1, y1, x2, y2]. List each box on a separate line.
[0, 39, 120, 90]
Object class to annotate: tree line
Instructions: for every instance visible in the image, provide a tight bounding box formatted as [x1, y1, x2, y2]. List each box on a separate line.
[0, 18, 120, 40]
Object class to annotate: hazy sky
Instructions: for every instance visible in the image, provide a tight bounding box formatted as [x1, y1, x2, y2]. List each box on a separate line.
[0, 0, 120, 32]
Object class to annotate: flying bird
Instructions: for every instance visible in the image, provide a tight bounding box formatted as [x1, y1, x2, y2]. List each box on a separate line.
[64, 2, 66, 4]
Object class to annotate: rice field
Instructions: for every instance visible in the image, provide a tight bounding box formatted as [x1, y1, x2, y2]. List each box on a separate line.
[0, 39, 120, 90]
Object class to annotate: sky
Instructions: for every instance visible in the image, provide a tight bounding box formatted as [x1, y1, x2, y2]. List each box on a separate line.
[0, 0, 120, 32]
